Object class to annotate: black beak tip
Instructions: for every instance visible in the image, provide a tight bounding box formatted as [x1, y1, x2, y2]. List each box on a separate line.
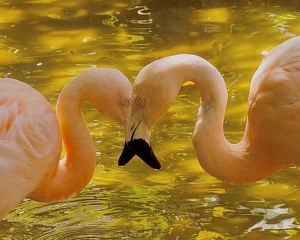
[152, 161, 161, 170]
[128, 138, 161, 170]
[118, 138, 162, 169]
[118, 141, 135, 166]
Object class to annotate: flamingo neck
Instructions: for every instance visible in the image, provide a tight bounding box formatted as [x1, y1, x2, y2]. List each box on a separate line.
[28, 77, 98, 202]
[189, 60, 287, 183]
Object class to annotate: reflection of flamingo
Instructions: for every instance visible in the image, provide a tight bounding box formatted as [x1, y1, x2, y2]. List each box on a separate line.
[119, 36, 300, 183]
[247, 204, 300, 232]
[0, 68, 132, 220]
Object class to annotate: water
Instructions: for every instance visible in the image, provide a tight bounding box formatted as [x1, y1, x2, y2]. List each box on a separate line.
[1, 0, 300, 239]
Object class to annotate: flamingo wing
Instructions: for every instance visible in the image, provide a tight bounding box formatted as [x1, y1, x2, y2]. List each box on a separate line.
[247, 37, 300, 164]
[0, 78, 61, 219]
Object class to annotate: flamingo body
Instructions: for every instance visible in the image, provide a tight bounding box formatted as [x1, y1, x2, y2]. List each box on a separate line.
[119, 36, 300, 183]
[0, 68, 132, 219]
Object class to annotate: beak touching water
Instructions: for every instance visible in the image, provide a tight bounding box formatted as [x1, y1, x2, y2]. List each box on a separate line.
[118, 118, 161, 169]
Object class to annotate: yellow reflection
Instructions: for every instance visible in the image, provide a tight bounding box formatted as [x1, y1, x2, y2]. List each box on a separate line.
[37, 29, 99, 51]
[246, 182, 296, 199]
[0, 8, 23, 25]
[212, 206, 235, 218]
[183, 81, 195, 86]
[48, 14, 61, 19]
[127, 34, 145, 43]
[192, 8, 230, 23]
[196, 230, 227, 240]
[146, 172, 176, 184]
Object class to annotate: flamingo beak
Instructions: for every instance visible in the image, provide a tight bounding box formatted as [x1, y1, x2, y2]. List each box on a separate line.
[118, 139, 161, 169]
[118, 118, 161, 169]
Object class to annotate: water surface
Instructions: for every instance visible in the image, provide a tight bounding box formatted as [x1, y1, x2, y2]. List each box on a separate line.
[1, 0, 300, 239]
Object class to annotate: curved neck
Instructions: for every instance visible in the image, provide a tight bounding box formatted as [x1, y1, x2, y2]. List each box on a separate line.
[186, 58, 286, 183]
[55, 81, 97, 199]
[28, 76, 100, 201]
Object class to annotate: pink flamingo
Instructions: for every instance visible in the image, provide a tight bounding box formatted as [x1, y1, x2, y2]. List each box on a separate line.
[0, 68, 132, 220]
[119, 36, 300, 183]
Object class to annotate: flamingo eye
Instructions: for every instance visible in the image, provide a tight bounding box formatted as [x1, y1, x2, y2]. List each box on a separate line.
[138, 99, 145, 106]
[123, 97, 130, 106]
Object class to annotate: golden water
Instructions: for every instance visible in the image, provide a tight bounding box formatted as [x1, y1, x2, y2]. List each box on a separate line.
[1, 1, 300, 239]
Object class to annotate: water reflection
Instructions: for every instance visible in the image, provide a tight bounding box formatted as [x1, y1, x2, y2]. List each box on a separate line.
[248, 204, 300, 232]
[1, 0, 300, 239]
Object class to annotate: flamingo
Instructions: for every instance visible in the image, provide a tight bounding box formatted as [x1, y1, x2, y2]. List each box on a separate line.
[118, 36, 300, 184]
[0, 68, 132, 220]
